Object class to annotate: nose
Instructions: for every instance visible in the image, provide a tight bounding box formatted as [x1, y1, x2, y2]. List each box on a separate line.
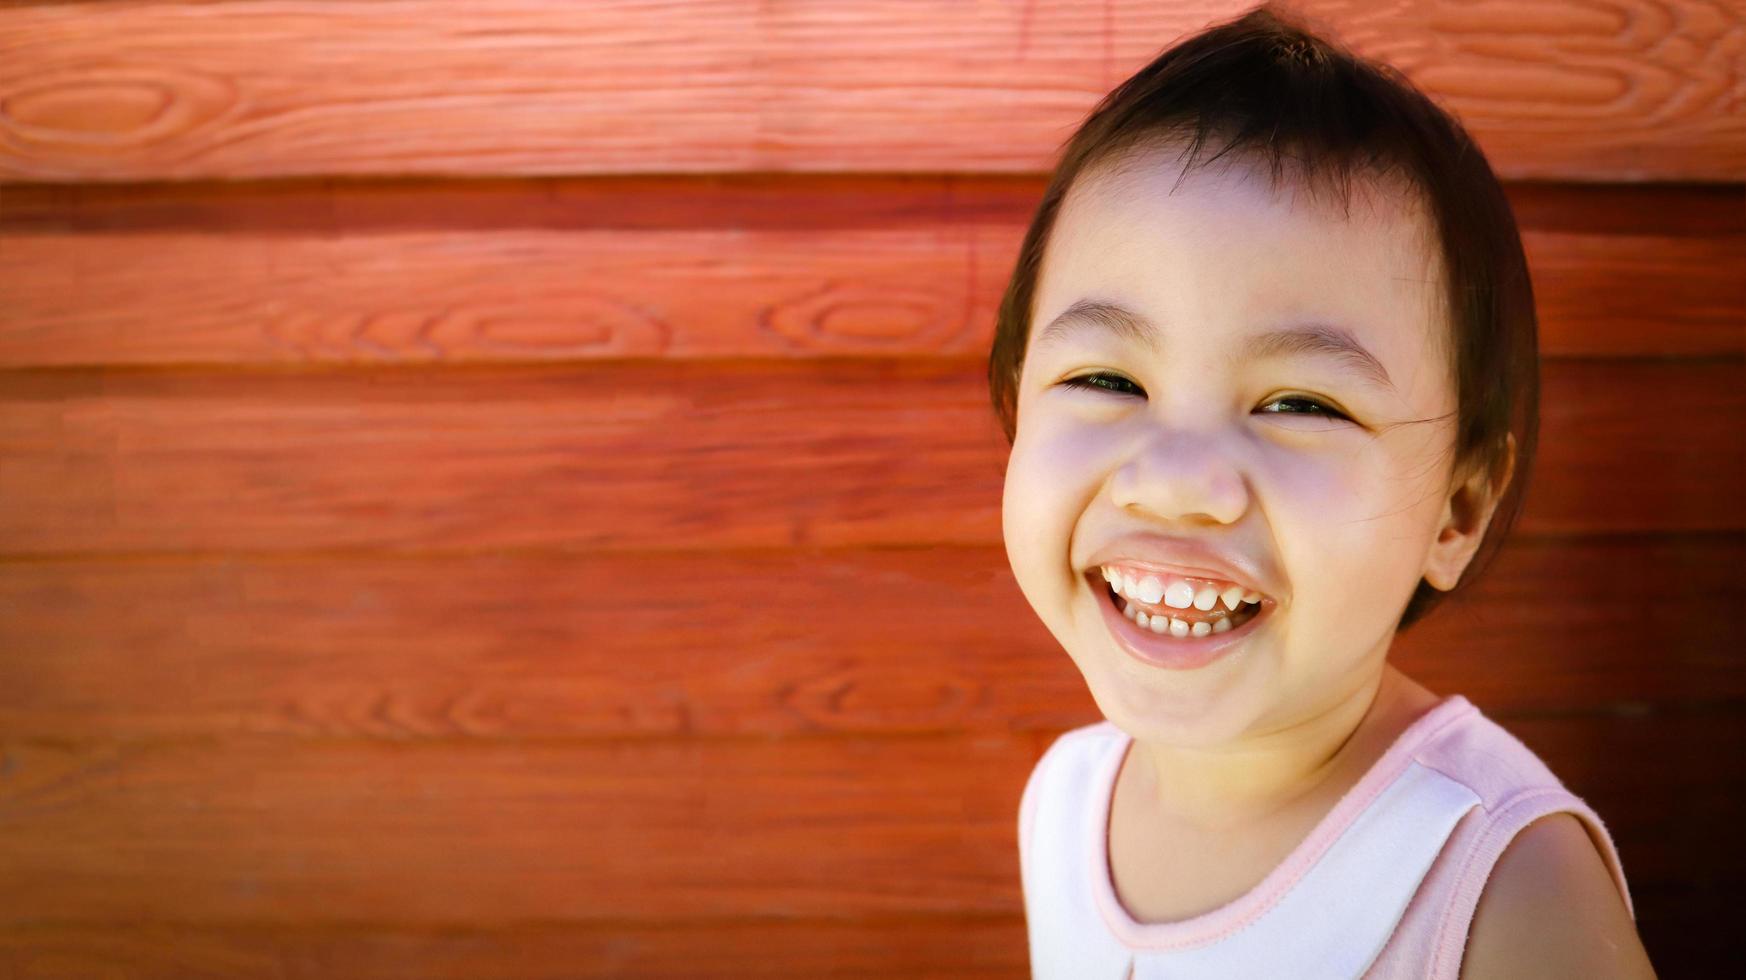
[1108, 427, 1250, 527]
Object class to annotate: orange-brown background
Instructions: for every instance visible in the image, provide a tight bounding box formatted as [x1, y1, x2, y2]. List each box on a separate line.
[0, 1, 1741, 976]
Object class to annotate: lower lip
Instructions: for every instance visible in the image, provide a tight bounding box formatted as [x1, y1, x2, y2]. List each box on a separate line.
[1088, 572, 1273, 671]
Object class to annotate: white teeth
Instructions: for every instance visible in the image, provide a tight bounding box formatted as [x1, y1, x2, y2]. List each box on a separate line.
[1119, 593, 1253, 638]
[1104, 566, 1267, 611]
[1137, 576, 1166, 604]
[1163, 580, 1196, 609]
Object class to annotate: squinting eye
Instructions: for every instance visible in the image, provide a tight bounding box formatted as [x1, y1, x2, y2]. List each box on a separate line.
[1057, 374, 1353, 422]
[1259, 395, 1351, 421]
[1058, 372, 1140, 396]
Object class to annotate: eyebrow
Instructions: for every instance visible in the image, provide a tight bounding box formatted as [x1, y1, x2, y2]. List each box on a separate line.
[1033, 298, 1398, 395]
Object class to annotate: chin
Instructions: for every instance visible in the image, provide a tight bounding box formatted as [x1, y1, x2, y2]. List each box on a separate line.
[1086, 639, 1277, 735]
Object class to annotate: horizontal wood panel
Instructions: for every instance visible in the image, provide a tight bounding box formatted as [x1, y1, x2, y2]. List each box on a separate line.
[0, 536, 1738, 741]
[0, 918, 1029, 980]
[0, 712, 1735, 932]
[0, 895, 1726, 980]
[0, 359, 1741, 557]
[7, 176, 1744, 238]
[1508, 708, 1746, 889]
[1496, 708, 1742, 977]
[0, 729, 1038, 925]
[1, 180, 1741, 369]
[2, 4, 1737, 977]
[0, 1, 1740, 184]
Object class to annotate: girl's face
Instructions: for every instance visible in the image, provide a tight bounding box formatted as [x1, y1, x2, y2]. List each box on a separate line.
[1003, 147, 1484, 744]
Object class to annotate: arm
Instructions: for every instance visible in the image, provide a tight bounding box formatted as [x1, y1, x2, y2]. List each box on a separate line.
[1459, 812, 1657, 978]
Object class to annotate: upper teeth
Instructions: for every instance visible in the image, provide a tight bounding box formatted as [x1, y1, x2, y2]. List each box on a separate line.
[1100, 564, 1263, 611]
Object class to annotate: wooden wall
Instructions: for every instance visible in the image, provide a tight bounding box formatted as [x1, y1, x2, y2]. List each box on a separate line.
[1, 1, 1741, 976]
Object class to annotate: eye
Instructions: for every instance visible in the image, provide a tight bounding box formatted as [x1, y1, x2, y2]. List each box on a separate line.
[1058, 372, 1140, 396]
[1058, 374, 1353, 422]
[1259, 395, 1352, 422]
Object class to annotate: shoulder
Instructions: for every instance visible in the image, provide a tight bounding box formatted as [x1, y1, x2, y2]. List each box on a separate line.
[1459, 811, 1657, 979]
[1027, 721, 1121, 782]
[1019, 721, 1118, 836]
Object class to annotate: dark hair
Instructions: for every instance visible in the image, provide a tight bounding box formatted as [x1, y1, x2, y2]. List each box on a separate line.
[987, 1, 1538, 633]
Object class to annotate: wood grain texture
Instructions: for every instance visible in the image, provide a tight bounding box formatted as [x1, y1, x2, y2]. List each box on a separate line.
[0, 537, 1739, 742]
[0, 359, 1740, 558]
[0, 710, 1734, 978]
[0, 0, 1740, 183]
[1500, 707, 1743, 976]
[0, 729, 1037, 924]
[1, 179, 1741, 369]
[0, 709, 1739, 922]
[0, 883, 1730, 980]
[1, 2, 1739, 975]
[8, 175, 1744, 237]
[0, 919, 1030, 980]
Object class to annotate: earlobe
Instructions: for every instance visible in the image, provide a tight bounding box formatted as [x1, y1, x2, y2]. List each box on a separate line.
[1421, 433, 1517, 592]
[1422, 521, 1479, 592]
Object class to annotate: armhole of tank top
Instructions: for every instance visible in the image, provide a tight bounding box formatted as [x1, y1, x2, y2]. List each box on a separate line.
[1429, 788, 1636, 980]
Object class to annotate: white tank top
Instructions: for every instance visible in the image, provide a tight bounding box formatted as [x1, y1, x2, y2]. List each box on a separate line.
[1017, 695, 1633, 979]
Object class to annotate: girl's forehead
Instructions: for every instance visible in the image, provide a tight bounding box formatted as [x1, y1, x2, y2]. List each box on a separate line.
[1033, 156, 1445, 344]
[1033, 157, 1453, 405]
[1047, 158, 1443, 297]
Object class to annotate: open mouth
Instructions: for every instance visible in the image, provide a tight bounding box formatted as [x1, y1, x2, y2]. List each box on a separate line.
[1089, 571, 1267, 636]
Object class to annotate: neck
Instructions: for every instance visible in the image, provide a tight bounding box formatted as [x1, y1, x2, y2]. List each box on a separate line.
[1127, 665, 1408, 832]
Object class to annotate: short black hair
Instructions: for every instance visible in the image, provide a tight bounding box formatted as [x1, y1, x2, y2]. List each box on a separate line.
[987, 1, 1538, 632]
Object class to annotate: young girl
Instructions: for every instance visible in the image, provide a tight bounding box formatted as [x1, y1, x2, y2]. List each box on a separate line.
[993, 5, 1656, 978]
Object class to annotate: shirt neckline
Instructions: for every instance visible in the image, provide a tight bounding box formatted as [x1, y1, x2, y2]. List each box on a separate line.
[1089, 692, 1476, 950]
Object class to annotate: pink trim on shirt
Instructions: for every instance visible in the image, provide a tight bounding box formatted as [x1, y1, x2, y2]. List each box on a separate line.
[1088, 695, 1479, 950]
[1017, 693, 1637, 978]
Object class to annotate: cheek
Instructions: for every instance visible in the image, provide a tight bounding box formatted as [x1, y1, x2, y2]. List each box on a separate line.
[1001, 421, 1105, 592]
[1268, 447, 1440, 623]
[1000, 440, 1053, 578]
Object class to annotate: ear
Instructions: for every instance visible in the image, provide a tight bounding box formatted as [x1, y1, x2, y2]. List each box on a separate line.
[1422, 433, 1516, 592]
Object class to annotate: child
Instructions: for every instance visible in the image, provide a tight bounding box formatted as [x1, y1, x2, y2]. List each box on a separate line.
[992, 4, 1656, 978]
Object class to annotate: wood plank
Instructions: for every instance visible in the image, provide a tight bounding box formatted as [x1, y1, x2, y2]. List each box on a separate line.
[8, 177, 1742, 239]
[1, 179, 1740, 368]
[0, 359, 1741, 557]
[1390, 535, 1746, 715]
[1487, 707, 1744, 979]
[0, 536, 1738, 741]
[0, 729, 1041, 924]
[0, 1, 1739, 183]
[0, 893, 1729, 980]
[0, 918, 1029, 980]
[1502, 709, 1745, 886]
[0, 711, 1734, 951]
